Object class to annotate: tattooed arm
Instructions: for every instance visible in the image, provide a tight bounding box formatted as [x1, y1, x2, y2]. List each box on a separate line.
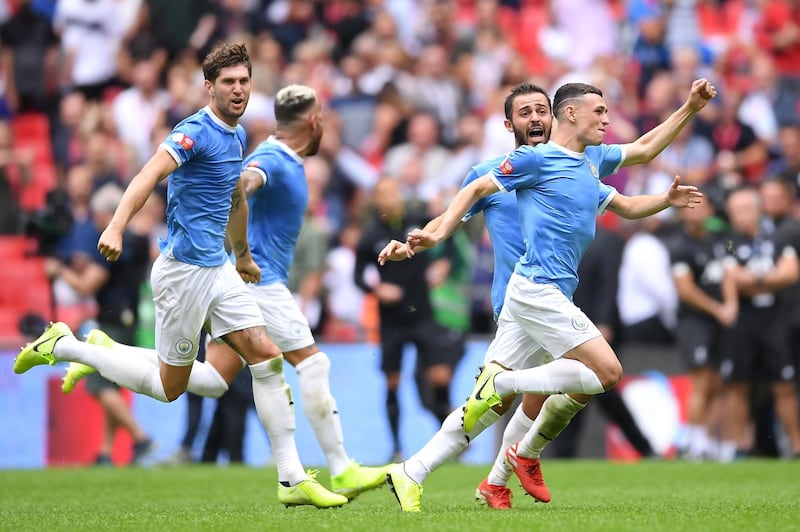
[227, 179, 261, 283]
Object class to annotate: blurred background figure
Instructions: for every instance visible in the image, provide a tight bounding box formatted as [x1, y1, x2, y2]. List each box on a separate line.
[355, 177, 459, 462]
[669, 196, 736, 461]
[549, 224, 656, 459]
[53, 184, 158, 466]
[718, 187, 800, 461]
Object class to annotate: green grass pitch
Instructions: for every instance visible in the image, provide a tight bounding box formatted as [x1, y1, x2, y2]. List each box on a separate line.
[1, 460, 798, 531]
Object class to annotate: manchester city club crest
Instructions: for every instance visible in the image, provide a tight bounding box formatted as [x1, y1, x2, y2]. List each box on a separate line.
[572, 315, 589, 331]
[587, 161, 599, 179]
[175, 338, 194, 356]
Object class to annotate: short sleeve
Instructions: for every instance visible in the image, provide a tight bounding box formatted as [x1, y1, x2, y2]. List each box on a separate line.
[491, 145, 542, 192]
[159, 122, 205, 168]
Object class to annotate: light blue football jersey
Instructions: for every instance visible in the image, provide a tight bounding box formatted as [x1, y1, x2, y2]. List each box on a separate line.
[463, 155, 525, 320]
[241, 137, 308, 286]
[159, 106, 246, 267]
[490, 142, 623, 299]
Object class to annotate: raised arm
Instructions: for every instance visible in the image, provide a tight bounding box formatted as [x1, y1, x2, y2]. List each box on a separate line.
[607, 175, 703, 219]
[98, 148, 176, 261]
[406, 174, 498, 251]
[621, 79, 717, 167]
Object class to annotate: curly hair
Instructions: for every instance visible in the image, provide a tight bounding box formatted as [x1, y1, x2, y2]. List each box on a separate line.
[202, 42, 251, 83]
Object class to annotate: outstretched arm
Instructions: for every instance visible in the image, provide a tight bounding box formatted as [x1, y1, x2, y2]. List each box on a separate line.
[98, 148, 176, 261]
[406, 174, 498, 251]
[607, 175, 703, 219]
[622, 79, 717, 167]
[377, 213, 466, 265]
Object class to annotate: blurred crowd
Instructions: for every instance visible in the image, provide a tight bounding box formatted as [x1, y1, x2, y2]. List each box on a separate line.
[2, 0, 800, 461]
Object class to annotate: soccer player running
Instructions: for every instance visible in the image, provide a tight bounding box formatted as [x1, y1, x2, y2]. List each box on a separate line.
[378, 82, 556, 509]
[65, 84, 389, 498]
[382, 78, 716, 512]
[14, 43, 347, 509]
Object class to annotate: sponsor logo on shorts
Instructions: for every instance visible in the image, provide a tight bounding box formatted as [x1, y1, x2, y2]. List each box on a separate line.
[175, 338, 194, 357]
[571, 315, 588, 331]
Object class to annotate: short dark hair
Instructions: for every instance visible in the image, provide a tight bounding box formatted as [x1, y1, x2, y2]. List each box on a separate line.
[202, 42, 251, 83]
[274, 84, 318, 126]
[504, 83, 552, 120]
[553, 83, 603, 119]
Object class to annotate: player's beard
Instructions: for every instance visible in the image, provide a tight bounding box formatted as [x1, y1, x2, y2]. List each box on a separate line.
[513, 125, 529, 148]
[306, 131, 322, 156]
[223, 93, 249, 121]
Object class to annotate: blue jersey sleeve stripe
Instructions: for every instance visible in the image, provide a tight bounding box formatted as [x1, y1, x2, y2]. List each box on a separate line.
[243, 166, 267, 187]
[160, 144, 182, 167]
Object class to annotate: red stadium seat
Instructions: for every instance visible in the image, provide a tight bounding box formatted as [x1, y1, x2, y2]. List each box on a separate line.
[0, 235, 35, 259]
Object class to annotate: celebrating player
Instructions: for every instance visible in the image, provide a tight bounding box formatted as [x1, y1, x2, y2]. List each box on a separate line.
[14, 44, 347, 509]
[382, 78, 715, 511]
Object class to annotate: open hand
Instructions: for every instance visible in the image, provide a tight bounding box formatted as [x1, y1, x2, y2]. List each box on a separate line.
[668, 175, 703, 208]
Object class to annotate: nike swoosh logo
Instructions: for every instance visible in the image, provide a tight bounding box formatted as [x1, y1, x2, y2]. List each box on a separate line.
[474, 377, 492, 400]
[29, 337, 53, 354]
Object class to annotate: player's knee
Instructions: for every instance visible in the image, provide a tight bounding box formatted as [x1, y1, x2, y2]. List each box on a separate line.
[163, 385, 187, 402]
[164, 388, 186, 403]
[598, 359, 623, 390]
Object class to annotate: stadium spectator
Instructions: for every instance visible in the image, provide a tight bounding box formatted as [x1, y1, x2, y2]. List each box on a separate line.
[554, 225, 656, 459]
[669, 195, 736, 461]
[56, 183, 157, 466]
[0, 0, 60, 115]
[382, 111, 452, 203]
[617, 214, 678, 346]
[769, 124, 800, 189]
[201, 366, 255, 465]
[754, 0, 800, 127]
[323, 220, 365, 340]
[699, 89, 769, 184]
[111, 56, 171, 168]
[354, 176, 458, 462]
[53, 0, 131, 101]
[0, 120, 33, 233]
[759, 177, 800, 406]
[718, 186, 800, 460]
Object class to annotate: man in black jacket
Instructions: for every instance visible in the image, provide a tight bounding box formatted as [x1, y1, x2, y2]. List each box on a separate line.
[354, 177, 458, 462]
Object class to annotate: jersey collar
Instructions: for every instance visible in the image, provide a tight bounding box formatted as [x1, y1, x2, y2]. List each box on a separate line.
[266, 136, 304, 164]
[549, 141, 585, 159]
[202, 105, 239, 133]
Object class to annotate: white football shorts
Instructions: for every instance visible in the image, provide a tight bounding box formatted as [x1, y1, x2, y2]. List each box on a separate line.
[150, 254, 265, 366]
[248, 282, 314, 353]
[483, 273, 601, 370]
